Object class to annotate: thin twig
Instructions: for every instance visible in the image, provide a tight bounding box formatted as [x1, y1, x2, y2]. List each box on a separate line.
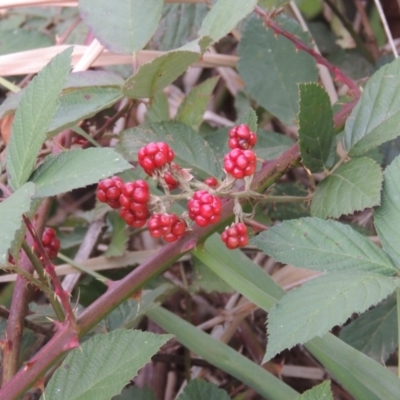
[373, 0, 398, 58]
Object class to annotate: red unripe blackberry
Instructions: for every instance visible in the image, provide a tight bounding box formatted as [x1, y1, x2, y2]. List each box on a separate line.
[119, 180, 150, 227]
[221, 222, 248, 249]
[97, 176, 124, 209]
[147, 214, 187, 242]
[41, 227, 60, 259]
[224, 148, 257, 179]
[228, 124, 257, 150]
[138, 142, 175, 175]
[188, 190, 222, 227]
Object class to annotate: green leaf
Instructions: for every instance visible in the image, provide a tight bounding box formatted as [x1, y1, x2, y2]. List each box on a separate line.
[113, 386, 156, 400]
[251, 217, 397, 276]
[199, 0, 257, 43]
[118, 121, 221, 179]
[311, 157, 382, 219]
[122, 39, 211, 99]
[264, 271, 397, 361]
[105, 284, 174, 331]
[295, 381, 333, 400]
[178, 379, 230, 400]
[49, 87, 122, 136]
[176, 77, 219, 131]
[30, 148, 131, 198]
[0, 71, 123, 122]
[374, 155, 400, 266]
[191, 257, 234, 294]
[152, 4, 208, 51]
[298, 83, 335, 172]
[41, 330, 172, 400]
[79, 0, 163, 54]
[340, 295, 397, 363]
[256, 130, 295, 160]
[0, 29, 52, 55]
[146, 92, 170, 123]
[105, 213, 128, 258]
[147, 306, 298, 400]
[238, 16, 318, 125]
[236, 108, 258, 132]
[344, 57, 400, 156]
[6, 48, 72, 190]
[0, 182, 35, 264]
[192, 232, 400, 400]
[193, 234, 285, 310]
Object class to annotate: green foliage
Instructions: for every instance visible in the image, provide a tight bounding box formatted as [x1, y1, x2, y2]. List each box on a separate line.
[264, 271, 398, 361]
[251, 218, 397, 275]
[344, 57, 400, 156]
[118, 121, 221, 179]
[105, 213, 128, 258]
[152, 4, 208, 50]
[374, 155, 400, 266]
[146, 92, 170, 123]
[176, 77, 219, 131]
[113, 386, 156, 400]
[0, 29, 52, 55]
[41, 330, 172, 400]
[79, 0, 163, 54]
[295, 381, 333, 400]
[30, 148, 131, 198]
[311, 157, 382, 218]
[147, 306, 298, 400]
[178, 379, 230, 400]
[123, 38, 211, 99]
[6, 48, 72, 190]
[0, 182, 35, 264]
[340, 295, 397, 363]
[298, 83, 335, 172]
[199, 0, 258, 43]
[238, 16, 318, 125]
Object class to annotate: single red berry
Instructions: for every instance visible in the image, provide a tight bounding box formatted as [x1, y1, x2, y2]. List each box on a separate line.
[97, 176, 124, 209]
[221, 222, 248, 249]
[204, 177, 218, 188]
[228, 124, 257, 150]
[164, 214, 187, 242]
[138, 142, 175, 175]
[188, 190, 222, 227]
[224, 148, 257, 179]
[164, 172, 180, 190]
